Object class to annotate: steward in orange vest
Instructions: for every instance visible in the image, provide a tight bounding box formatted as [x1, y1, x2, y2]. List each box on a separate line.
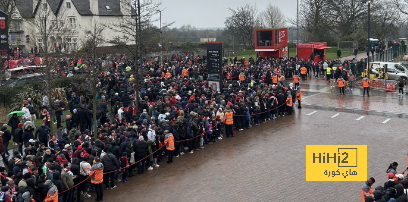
[164, 130, 175, 163]
[361, 177, 375, 202]
[293, 75, 300, 90]
[224, 106, 234, 138]
[239, 73, 245, 81]
[300, 67, 307, 81]
[286, 96, 293, 115]
[182, 68, 187, 77]
[296, 90, 302, 109]
[90, 157, 104, 201]
[362, 78, 370, 97]
[44, 180, 58, 202]
[166, 72, 171, 79]
[272, 75, 278, 84]
[338, 78, 345, 95]
[278, 75, 285, 84]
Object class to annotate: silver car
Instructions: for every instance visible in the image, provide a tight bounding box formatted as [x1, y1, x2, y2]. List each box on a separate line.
[386, 68, 408, 80]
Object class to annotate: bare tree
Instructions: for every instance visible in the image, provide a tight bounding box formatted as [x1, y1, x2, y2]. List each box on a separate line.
[395, 0, 408, 15]
[79, 22, 106, 136]
[225, 4, 257, 48]
[32, 2, 76, 109]
[258, 4, 286, 28]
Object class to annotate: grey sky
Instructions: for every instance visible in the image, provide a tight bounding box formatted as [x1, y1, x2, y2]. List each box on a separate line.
[153, 0, 297, 29]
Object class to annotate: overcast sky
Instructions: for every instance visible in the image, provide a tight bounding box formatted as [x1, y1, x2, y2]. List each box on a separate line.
[153, 0, 298, 29]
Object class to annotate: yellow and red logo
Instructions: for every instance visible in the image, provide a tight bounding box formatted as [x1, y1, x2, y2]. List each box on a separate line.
[306, 145, 367, 181]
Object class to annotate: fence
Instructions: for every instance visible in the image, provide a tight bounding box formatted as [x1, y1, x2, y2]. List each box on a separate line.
[366, 45, 406, 63]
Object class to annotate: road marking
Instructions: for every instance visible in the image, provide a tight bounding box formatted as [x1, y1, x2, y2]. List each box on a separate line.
[382, 118, 391, 124]
[356, 116, 365, 121]
[331, 113, 340, 118]
[307, 111, 317, 116]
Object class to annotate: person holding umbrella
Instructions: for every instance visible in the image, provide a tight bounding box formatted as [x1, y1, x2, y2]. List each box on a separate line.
[7, 113, 20, 144]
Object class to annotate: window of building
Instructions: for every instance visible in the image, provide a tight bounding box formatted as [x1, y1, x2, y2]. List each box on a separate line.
[72, 38, 77, 51]
[43, 3, 47, 11]
[257, 31, 272, 47]
[275, 30, 279, 46]
[66, 2, 71, 9]
[69, 17, 76, 29]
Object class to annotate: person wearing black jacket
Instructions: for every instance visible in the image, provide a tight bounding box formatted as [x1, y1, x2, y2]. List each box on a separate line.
[101, 147, 118, 189]
[1, 124, 11, 155]
[14, 123, 23, 153]
[78, 105, 89, 133]
[24, 178, 39, 201]
[134, 136, 148, 174]
[35, 122, 50, 145]
[51, 171, 65, 195]
[22, 125, 34, 146]
[7, 114, 20, 142]
[276, 91, 286, 116]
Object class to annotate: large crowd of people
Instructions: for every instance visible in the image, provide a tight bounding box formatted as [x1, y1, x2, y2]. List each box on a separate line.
[0, 52, 365, 202]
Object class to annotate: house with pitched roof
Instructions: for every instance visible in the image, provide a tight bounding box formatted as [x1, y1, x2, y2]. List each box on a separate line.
[10, 0, 133, 53]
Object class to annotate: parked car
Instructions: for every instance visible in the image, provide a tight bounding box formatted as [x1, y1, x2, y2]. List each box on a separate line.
[2, 74, 44, 87]
[385, 68, 408, 81]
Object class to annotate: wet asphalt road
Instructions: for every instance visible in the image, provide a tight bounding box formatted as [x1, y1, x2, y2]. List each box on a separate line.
[85, 106, 407, 202]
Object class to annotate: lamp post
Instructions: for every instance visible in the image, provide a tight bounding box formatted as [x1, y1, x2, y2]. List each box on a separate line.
[362, 0, 372, 78]
[296, 0, 299, 58]
[157, 10, 162, 65]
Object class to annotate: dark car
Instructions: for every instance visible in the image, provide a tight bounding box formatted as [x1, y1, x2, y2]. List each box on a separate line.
[2, 74, 44, 87]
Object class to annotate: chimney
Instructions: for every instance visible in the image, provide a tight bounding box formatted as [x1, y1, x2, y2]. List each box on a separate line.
[89, 0, 98, 15]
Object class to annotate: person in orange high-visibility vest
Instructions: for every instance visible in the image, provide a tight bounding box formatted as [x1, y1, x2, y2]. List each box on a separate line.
[362, 78, 370, 97]
[239, 73, 245, 81]
[293, 74, 300, 90]
[164, 130, 175, 163]
[90, 157, 104, 202]
[300, 66, 307, 81]
[224, 106, 234, 138]
[337, 78, 345, 95]
[44, 180, 58, 202]
[166, 71, 171, 79]
[361, 177, 375, 202]
[286, 95, 293, 115]
[296, 90, 302, 109]
[182, 68, 187, 77]
[272, 75, 278, 85]
[278, 74, 285, 84]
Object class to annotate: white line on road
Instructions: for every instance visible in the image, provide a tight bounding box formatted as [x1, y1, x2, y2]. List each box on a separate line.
[356, 116, 365, 121]
[382, 118, 391, 124]
[331, 113, 340, 118]
[307, 111, 317, 116]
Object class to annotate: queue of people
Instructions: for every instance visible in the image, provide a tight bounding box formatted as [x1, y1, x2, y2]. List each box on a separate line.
[0, 54, 304, 202]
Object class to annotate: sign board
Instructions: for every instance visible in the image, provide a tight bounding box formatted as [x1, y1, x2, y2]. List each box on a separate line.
[207, 43, 222, 74]
[0, 10, 8, 57]
[208, 80, 220, 92]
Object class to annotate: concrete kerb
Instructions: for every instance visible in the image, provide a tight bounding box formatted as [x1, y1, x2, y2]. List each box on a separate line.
[303, 104, 408, 119]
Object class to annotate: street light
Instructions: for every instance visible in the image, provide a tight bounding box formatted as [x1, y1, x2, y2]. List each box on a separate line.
[362, 0, 372, 78]
[157, 10, 162, 65]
